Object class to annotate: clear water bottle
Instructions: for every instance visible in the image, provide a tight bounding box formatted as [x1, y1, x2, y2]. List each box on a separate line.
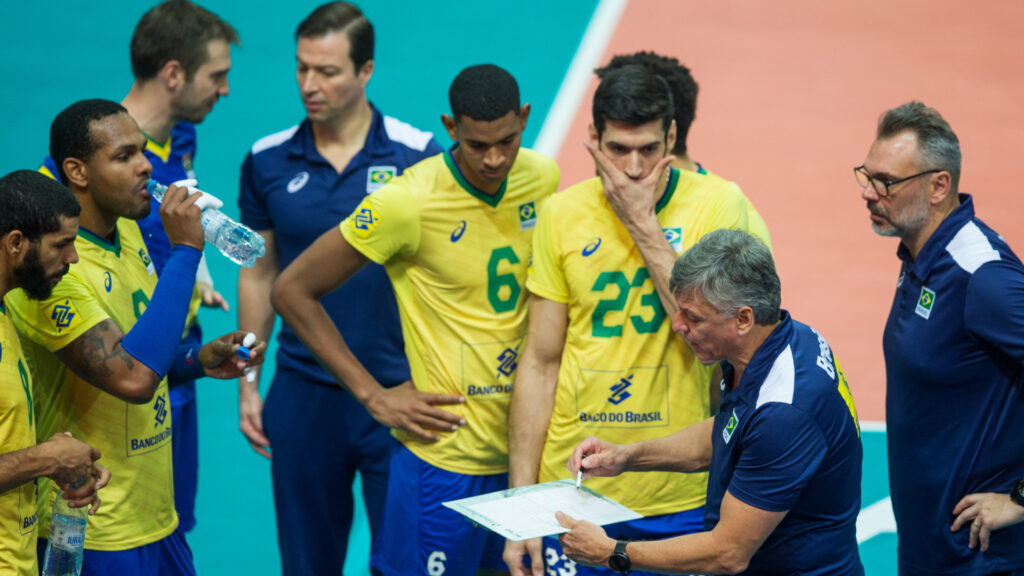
[146, 180, 266, 267]
[42, 494, 87, 576]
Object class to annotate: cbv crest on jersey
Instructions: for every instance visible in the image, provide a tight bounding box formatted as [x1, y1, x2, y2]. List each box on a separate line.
[915, 286, 936, 319]
[723, 408, 739, 444]
[518, 201, 537, 230]
[367, 166, 397, 194]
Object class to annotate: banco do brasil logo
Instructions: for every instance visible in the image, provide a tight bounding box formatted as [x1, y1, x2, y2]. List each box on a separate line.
[496, 347, 519, 378]
[350, 206, 379, 239]
[48, 299, 79, 332]
[608, 374, 633, 405]
[153, 395, 168, 427]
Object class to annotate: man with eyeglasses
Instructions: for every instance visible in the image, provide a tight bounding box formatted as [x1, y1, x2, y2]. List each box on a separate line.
[858, 101, 1024, 576]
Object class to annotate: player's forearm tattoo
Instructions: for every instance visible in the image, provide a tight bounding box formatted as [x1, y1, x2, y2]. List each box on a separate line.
[61, 319, 137, 382]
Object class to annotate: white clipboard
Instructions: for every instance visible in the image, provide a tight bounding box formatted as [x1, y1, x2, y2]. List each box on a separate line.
[443, 479, 643, 541]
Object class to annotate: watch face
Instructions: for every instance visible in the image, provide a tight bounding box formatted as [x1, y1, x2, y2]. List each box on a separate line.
[609, 552, 630, 573]
[1012, 479, 1024, 507]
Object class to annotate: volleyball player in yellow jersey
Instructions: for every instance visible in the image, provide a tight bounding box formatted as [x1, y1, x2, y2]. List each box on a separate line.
[596, 51, 771, 249]
[506, 65, 750, 576]
[0, 170, 109, 576]
[6, 101, 262, 576]
[273, 64, 559, 576]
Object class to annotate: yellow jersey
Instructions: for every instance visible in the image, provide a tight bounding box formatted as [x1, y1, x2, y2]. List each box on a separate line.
[340, 147, 559, 475]
[6, 220, 176, 550]
[38, 164, 201, 337]
[0, 304, 38, 575]
[527, 168, 749, 516]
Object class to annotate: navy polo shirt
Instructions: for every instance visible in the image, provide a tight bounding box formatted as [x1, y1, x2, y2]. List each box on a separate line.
[239, 105, 442, 387]
[884, 194, 1024, 574]
[709, 312, 863, 575]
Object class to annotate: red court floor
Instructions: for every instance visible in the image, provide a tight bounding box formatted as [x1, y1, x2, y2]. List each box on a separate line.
[554, 0, 1024, 421]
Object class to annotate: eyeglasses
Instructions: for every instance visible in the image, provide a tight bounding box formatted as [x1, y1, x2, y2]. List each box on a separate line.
[854, 165, 941, 198]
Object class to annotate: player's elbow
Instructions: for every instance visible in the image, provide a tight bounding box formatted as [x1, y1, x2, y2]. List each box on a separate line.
[118, 386, 158, 405]
[717, 555, 749, 575]
[114, 373, 161, 405]
[269, 273, 295, 318]
[713, 545, 752, 574]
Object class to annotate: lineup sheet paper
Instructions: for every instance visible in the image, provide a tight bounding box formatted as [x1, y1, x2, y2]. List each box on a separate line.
[443, 479, 643, 541]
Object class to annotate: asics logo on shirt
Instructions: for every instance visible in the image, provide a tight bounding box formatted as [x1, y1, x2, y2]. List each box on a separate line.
[287, 171, 310, 193]
[608, 374, 633, 405]
[104, 271, 112, 292]
[582, 238, 602, 257]
[451, 220, 467, 242]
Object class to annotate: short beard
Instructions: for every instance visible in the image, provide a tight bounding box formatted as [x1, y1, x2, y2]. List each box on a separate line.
[13, 247, 64, 300]
[869, 195, 929, 239]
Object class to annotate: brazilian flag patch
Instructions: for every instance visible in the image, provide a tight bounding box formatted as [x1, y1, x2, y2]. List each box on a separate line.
[139, 248, 155, 275]
[723, 408, 739, 444]
[663, 227, 683, 252]
[366, 166, 396, 194]
[915, 286, 936, 319]
[518, 201, 537, 230]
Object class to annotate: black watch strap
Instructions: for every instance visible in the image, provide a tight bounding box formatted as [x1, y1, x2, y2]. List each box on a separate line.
[1011, 479, 1024, 508]
[609, 539, 631, 574]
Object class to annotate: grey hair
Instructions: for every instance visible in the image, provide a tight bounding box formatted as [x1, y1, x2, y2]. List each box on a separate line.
[669, 229, 781, 324]
[877, 101, 961, 193]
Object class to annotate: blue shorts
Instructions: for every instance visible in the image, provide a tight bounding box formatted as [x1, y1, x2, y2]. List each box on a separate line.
[263, 369, 398, 575]
[371, 445, 507, 576]
[38, 525, 195, 576]
[543, 505, 705, 576]
[170, 383, 198, 533]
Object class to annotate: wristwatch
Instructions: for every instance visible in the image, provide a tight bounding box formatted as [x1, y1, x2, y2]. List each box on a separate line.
[608, 539, 631, 574]
[1011, 478, 1024, 508]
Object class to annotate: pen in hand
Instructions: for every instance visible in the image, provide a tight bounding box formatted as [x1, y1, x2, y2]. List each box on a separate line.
[576, 458, 586, 490]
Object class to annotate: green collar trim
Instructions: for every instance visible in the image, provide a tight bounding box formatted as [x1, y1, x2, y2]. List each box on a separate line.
[77, 226, 121, 256]
[0, 302, 6, 316]
[444, 145, 507, 208]
[654, 168, 679, 214]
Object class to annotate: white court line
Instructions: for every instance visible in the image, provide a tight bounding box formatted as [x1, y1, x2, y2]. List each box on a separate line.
[533, 0, 629, 157]
[857, 421, 894, 543]
[857, 496, 897, 543]
[860, 420, 886, 432]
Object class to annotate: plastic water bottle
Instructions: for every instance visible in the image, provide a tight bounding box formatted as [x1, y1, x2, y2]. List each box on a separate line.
[147, 180, 266, 267]
[42, 494, 87, 576]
